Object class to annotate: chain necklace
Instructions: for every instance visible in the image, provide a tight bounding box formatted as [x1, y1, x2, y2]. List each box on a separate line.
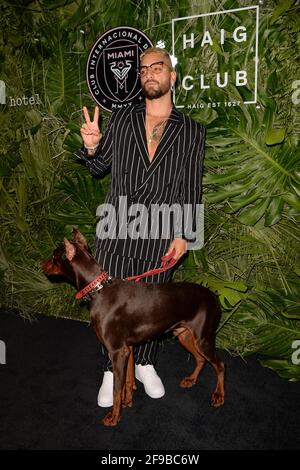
[146, 119, 168, 144]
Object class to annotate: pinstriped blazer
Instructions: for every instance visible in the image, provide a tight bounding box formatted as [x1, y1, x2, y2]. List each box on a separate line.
[75, 103, 206, 262]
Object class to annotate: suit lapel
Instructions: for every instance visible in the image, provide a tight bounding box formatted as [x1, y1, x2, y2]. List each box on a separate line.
[149, 108, 183, 164]
[130, 104, 149, 170]
[143, 107, 183, 184]
[131, 104, 184, 176]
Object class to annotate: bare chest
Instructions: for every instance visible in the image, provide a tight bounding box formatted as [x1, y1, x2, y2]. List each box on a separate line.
[145, 117, 168, 162]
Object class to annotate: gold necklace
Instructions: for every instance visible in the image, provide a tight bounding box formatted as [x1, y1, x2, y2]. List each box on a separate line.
[147, 119, 167, 144]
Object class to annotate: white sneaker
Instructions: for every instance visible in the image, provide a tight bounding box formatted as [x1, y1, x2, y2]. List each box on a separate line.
[97, 371, 113, 407]
[135, 364, 165, 399]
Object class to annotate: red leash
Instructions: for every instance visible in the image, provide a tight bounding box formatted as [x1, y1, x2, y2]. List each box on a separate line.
[126, 248, 178, 282]
[75, 249, 178, 300]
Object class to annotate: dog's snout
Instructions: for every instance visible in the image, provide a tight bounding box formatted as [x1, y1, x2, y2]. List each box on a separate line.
[41, 259, 52, 273]
[41, 258, 62, 276]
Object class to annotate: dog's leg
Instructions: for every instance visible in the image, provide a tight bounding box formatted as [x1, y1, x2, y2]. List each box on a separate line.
[175, 328, 207, 388]
[102, 346, 130, 426]
[122, 346, 136, 408]
[196, 340, 225, 407]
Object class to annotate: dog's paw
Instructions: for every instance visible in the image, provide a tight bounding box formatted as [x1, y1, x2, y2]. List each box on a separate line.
[211, 392, 225, 407]
[180, 376, 196, 388]
[102, 411, 121, 426]
[122, 399, 133, 408]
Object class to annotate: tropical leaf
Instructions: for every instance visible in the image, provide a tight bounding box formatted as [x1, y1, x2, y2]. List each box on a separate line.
[7, 263, 88, 322]
[44, 40, 83, 116]
[48, 171, 109, 228]
[265, 128, 285, 145]
[271, 0, 296, 24]
[197, 273, 248, 309]
[259, 359, 300, 382]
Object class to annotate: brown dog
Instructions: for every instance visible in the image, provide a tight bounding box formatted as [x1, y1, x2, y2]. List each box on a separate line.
[42, 228, 225, 426]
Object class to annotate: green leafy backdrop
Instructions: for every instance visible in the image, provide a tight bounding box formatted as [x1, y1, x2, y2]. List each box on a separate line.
[0, 0, 299, 380]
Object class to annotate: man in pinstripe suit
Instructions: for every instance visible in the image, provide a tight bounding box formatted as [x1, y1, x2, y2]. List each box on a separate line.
[75, 47, 206, 407]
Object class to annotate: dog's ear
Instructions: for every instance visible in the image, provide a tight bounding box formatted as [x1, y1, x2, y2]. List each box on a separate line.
[72, 227, 88, 248]
[64, 238, 76, 261]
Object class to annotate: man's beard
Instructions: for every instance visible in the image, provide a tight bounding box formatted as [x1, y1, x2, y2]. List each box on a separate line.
[142, 81, 170, 100]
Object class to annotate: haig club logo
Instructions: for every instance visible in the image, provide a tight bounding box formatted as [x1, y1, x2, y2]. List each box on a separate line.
[86, 26, 153, 112]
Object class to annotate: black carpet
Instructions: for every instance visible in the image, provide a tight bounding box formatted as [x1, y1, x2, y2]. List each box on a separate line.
[0, 310, 299, 450]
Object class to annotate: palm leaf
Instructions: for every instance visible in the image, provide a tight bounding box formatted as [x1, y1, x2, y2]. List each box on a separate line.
[203, 107, 299, 226]
[260, 359, 300, 382]
[48, 171, 109, 229]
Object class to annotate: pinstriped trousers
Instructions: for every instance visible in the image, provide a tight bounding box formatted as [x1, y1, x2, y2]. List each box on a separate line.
[94, 246, 173, 371]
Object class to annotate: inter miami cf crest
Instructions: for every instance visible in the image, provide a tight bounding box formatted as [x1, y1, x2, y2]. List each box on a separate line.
[86, 26, 153, 112]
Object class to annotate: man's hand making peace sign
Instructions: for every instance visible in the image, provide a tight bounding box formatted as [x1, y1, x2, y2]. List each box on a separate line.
[80, 106, 102, 155]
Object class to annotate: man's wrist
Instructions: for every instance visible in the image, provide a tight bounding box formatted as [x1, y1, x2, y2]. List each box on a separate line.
[84, 142, 100, 156]
[174, 235, 186, 241]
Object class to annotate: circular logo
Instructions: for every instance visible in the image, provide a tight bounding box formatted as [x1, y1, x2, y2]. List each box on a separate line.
[86, 26, 153, 113]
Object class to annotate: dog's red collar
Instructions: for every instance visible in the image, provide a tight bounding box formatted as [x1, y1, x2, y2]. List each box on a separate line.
[75, 249, 177, 300]
[75, 271, 111, 301]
